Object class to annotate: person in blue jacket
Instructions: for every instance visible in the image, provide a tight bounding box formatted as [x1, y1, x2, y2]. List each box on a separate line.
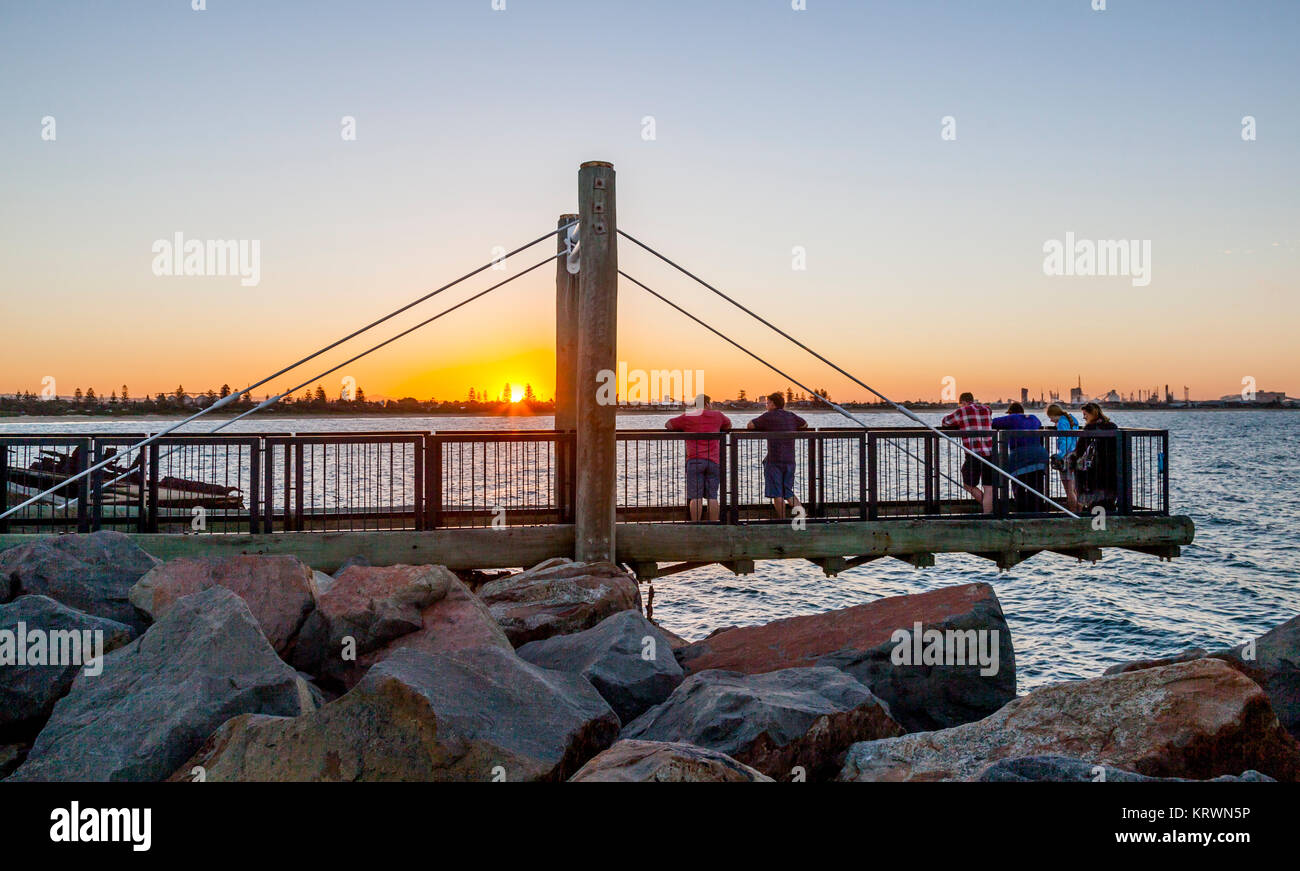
[1046, 403, 1080, 511]
[992, 403, 1049, 512]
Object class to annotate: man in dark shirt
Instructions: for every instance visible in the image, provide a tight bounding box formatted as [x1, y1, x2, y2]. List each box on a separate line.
[746, 391, 808, 519]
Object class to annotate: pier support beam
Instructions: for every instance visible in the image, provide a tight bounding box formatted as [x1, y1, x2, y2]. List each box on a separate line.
[574, 161, 618, 563]
[555, 212, 579, 521]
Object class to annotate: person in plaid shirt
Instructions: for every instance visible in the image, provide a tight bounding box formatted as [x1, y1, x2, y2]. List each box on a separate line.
[940, 392, 995, 513]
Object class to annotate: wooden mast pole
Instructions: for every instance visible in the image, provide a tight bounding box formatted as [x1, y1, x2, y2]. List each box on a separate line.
[555, 213, 579, 521]
[574, 161, 617, 563]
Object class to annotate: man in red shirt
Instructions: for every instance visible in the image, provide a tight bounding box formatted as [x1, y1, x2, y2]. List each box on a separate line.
[666, 394, 732, 522]
[940, 391, 995, 513]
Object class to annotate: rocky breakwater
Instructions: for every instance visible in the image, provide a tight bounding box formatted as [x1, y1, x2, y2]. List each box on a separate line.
[3, 532, 1297, 784]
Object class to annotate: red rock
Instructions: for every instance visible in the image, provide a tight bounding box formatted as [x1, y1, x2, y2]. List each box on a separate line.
[838, 658, 1300, 782]
[129, 555, 317, 655]
[292, 563, 455, 675]
[329, 576, 512, 690]
[676, 583, 1015, 731]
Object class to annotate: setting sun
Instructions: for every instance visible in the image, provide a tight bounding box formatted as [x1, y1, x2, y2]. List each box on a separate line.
[510, 385, 525, 403]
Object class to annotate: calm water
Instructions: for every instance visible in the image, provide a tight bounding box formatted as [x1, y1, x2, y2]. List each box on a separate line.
[4, 410, 1297, 691]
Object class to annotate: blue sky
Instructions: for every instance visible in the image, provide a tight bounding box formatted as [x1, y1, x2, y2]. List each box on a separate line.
[1, 0, 1296, 402]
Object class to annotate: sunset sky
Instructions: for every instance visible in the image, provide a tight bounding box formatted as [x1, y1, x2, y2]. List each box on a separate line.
[1, 1, 1297, 404]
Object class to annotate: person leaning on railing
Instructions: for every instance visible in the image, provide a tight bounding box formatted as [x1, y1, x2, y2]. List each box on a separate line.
[992, 402, 1050, 512]
[939, 391, 995, 514]
[1045, 403, 1081, 512]
[665, 394, 732, 523]
[746, 391, 808, 520]
[1065, 402, 1119, 512]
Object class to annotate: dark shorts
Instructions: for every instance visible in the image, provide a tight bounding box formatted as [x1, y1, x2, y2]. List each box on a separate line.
[685, 458, 719, 500]
[961, 454, 995, 487]
[763, 461, 797, 499]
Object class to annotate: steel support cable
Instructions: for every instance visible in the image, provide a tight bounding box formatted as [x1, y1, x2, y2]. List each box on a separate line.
[618, 270, 963, 491]
[617, 230, 1078, 518]
[1, 224, 572, 521]
[620, 269, 1074, 517]
[100, 253, 560, 490]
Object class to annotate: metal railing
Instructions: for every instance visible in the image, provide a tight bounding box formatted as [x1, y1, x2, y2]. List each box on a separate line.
[0, 426, 1168, 533]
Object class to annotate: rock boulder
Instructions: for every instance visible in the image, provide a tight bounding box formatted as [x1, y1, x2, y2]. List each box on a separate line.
[129, 555, 318, 656]
[675, 583, 1015, 732]
[478, 558, 642, 646]
[0, 595, 134, 739]
[838, 658, 1300, 782]
[175, 645, 619, 782]
[623, 666, 903, 781]
[570, 740, 774, 782]
[292, 563, 456, 674]
[9, 586, 315, 782]
[0, 531, 159, 631]
[516, 610, 684, 724]
[976, 755, 1275, 782]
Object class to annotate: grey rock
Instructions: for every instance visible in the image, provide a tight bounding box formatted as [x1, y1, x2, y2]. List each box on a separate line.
[977, 755, 1276, 783]
[178, 645, 620, 782]
[0, 595, 134, 739]
[516, 610, 684, 724]
[9, 586, 315, 782]
[623, 666, 903, 781]
[478, 558, 642, 646]
[570, 739, 774, 782]
[0, 531, 160, 631]
[1221, 615, 1300, 741]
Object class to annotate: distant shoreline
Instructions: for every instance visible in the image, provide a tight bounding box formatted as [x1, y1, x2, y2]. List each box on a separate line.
[2, 404, 1297, 421]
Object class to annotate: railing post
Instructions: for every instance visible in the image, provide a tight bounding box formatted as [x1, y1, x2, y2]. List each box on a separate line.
[76, 437, 91, 533]
[147, 442, 160, 533]
[867, 431, 879, 520]
[574, 161, 618, 563]
[716, 432, 728, 525]
[857, 432, 867, 520]
[263, 440, 275, 532]
[294, 441, 305, 531]
[0, 440, 9, 534]
[806, 434, 818, 518]
[413, 435, 425, 531]
[728, 433, 740, 524]
[428, 435, 443, 529]
[248, 438, 261, 534]
[993, 432, 1007, 517]
[1161, 430, 1170, 515]
[1118, 430, 1132, 515]
[925, 433, 938, 515]
[91, 439, 103, 532]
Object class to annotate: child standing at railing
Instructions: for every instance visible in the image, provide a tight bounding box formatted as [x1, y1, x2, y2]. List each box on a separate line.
[1046, 403, 1080, 512]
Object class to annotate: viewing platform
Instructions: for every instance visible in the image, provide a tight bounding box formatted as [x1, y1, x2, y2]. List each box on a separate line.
[0, 162, 1193, 577]
[0, 425, 1192, 577]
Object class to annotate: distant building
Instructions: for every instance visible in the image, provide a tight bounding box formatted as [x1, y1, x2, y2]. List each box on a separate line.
[1069, 376, 1083, 405]
[1219, 390, 1291, 403]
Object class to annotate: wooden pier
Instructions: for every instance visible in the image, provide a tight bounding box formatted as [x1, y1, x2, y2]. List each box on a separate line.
[0, 161, 1194, 576]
